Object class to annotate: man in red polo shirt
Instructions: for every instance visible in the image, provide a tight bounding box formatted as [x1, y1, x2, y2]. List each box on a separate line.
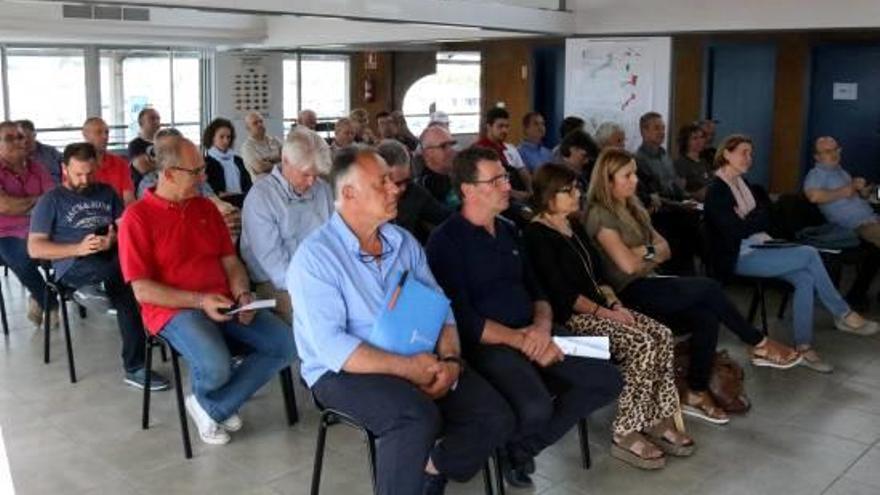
[474, 107, 532, 202]
[118, 135, 295, 446]
[82, 117, 135, 205]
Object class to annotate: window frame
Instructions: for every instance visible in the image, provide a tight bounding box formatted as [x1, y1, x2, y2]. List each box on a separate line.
[282, 51, 351, 133]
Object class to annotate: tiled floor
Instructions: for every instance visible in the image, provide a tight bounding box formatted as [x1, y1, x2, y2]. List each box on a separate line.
[1, 274, 879, 495]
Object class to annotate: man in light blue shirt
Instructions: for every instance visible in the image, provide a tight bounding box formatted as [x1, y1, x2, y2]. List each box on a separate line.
[288, 147, 513, 495]
[804, 135, 880, 307]
[517, 112, 554, 172]
[241, 128, 333, 324]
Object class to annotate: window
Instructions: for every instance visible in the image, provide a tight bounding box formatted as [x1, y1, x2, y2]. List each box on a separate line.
[403, 52, 481, 136]
[6, 47, 87, 148]
[100, 49, 203, 147]
[283, 53, 350, 132]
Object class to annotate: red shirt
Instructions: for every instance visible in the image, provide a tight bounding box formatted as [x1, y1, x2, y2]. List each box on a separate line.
[0, 158, 54, 238]
[96, 153, 134, 200]
[118, 190, 234, 335]
[474, 137, 510, 169]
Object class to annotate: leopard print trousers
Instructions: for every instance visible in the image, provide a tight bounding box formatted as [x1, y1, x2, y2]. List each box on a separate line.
[566, 310, 678, 435]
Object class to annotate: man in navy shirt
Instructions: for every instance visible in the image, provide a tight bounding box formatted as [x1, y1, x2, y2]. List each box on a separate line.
[28, 142, 169, 391]
[426, 147, 622, 488]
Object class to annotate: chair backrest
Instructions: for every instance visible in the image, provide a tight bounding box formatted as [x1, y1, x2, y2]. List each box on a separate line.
[769, 192, 826, 240]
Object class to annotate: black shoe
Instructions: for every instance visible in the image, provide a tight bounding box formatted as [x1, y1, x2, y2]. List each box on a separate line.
[500, 455, 534, 488]
[422, 473, 447, 495]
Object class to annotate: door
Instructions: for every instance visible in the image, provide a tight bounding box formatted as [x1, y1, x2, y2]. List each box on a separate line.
[707, 44, 777, 187]
[808, 44, 880, 182]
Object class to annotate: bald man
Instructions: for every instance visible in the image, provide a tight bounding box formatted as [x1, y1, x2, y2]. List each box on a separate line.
[82, 117, 135, 205]
[417, 125, 460, 209]
[240, 112, 283, 180]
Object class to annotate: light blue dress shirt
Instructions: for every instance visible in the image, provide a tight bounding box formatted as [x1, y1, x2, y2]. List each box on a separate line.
[517, 141, 554, 173]
[241, 166, 334, 288]
[803, 163, 876, 230]
[288, 212, 455, 387]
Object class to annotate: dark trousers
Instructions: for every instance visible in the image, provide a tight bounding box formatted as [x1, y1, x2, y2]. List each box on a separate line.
[0, 236, 53, 310]
[652, 208, 700, 275]
[466, 344, 622, 466]
[60, 254, 146, 373]
[312, 369, 515, 495]
[621, 276, 763, 391]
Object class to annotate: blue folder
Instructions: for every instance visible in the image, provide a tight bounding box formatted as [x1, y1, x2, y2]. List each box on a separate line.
[367, 270, 450, 356]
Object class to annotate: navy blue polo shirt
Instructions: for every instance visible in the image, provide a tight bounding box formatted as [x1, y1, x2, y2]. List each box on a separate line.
[426, 212, 546, 349]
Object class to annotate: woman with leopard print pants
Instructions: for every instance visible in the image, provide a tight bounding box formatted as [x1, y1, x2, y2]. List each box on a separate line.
[524, 164, 690, 470]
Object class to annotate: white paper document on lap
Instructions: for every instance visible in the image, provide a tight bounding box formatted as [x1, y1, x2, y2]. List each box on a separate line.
[225, 299, 277, 315]
[553, 336, 611, 360]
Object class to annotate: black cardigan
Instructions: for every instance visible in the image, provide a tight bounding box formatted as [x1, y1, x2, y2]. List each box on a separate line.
[703, 176, 771, 281]
[523, 219, 611, 325]
[205, 154, 252, 207]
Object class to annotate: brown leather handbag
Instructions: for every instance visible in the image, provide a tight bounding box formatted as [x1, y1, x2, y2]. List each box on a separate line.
[673, 342, 751, 414]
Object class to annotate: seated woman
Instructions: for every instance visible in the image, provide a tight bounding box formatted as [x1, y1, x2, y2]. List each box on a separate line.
[584, 148, 801, 425]
[524, 163, 692, 470]
[673, 123, 713, 202]
[203, 118, 252, 208]
[704, 134, 878, 373]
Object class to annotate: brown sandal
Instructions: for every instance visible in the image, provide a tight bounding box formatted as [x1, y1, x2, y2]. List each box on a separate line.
[611, 432, 666, 470]
[750, 338, 802, 370]
[681, 389, 730, 425]
[644, 419, 695, 457]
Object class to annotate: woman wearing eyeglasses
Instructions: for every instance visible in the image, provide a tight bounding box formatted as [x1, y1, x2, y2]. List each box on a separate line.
[584, 148, 801, 426]
[203, 118, 252, 208]
[524, 163, 691, 470]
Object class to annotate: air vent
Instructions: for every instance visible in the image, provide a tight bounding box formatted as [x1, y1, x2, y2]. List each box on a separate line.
[61, 4, 151, 22]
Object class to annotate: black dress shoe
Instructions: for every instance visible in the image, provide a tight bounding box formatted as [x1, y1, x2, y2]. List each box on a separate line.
[500, 455, 534, 488]
[422, 473, 447, 495]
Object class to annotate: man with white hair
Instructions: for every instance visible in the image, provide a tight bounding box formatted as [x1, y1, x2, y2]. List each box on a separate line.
[240, 111, 283, 180]
[241, 129, 334, 323]
[594, 122, 626, 150]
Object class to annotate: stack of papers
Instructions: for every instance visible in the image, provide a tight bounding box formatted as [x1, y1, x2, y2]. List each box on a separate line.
[553, 336, 611, 360]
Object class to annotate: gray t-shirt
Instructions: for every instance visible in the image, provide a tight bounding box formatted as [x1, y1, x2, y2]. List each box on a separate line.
[583, 205, 654, 292]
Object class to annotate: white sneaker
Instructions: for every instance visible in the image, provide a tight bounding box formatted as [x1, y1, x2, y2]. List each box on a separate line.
[184, 395, 230, 445]
[220, 413, 243, 432]
[835, 317, 880, 336]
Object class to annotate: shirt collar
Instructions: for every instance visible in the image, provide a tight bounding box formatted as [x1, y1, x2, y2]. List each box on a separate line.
[143, 188, 198, 210]
[329, 211, 403, 257]
[815, 161, 840, 171]
[639, 144, 665, 157]
[270, 165, 314, 202]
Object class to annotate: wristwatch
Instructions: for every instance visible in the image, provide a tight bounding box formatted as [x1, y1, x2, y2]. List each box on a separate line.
[643, 244, 656, 261]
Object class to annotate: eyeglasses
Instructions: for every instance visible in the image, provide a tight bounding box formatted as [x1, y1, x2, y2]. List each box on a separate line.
[468, 172, 510, 188]
[424, 141, 457, 151]
[818, 147, 842, 155]
[169, 165, 207, 177]
[357, 230, 394, 264]
[1, 133, 24, 143]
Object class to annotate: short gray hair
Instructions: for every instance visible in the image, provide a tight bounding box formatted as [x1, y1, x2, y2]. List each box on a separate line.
[283, 128, 331, 174]
[376, 139, 410, 168]
[154, 135, 188, 171]
[594, 122, 624, 148]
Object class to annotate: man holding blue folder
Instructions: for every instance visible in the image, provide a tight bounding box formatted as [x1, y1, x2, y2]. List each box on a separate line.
[289, 148, 514, 495]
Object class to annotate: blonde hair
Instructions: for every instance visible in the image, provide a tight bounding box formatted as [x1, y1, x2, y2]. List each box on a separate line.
[585, 148, 652, 237]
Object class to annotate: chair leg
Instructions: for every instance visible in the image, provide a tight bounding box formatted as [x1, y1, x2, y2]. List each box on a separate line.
[578, 418, 591, 470]
[142, 338, 154, 430]
[777, 290, 789, 320]
[365, 432, 378, 495]
[758, 282, 768, 335]
[77, 304, 87, 319]
[747, 285, 760, 325]
[494, 448, 506, 495]
[160, 344, 168, 362]
[310, 415, 330, 495]
[0, 285, 8, 336]
[482, 460, 493, 495]
[171, 349, 192, 459]
[43, 287, 53, 364]
[60, 297, 76, 383]
[279, 367, 299, 426]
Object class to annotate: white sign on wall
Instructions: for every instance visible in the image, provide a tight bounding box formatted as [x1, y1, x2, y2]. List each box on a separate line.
[832, 82, 858, 101]
[564, 37, 672, 151]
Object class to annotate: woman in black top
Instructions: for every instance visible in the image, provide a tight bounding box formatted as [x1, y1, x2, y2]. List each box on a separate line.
[203, 118, 252, 208]
[523, 164, 692, 470]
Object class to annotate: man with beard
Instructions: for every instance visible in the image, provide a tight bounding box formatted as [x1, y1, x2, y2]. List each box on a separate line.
[28, 142, 169, 390]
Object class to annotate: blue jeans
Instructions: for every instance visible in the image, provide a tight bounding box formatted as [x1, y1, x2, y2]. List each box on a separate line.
[0, 236, 51, 309]
[160, 309, 297, 422]
[736, 245, 850, 346]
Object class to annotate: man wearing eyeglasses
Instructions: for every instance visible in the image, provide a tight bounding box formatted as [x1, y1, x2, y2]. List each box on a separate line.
[288, 147, 514, 495]
[417, 125, 460, 209]
[0, 121, 57, 328]
[118, 135, 296, 446]
[805, 136, 880, 308]
[241, 128, 334, 324]
[426, 147, 622, 488]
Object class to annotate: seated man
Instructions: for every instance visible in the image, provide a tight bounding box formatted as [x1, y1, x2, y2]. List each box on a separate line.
[28, 142, 169, 390]
[82, 117, 135, 205]
[17, 119, 62, 185]
[805, 136, 880, 306]
[416, 125, 460, 209]
[240, 111, 283, 181]
[0, 120, 57, 327]
[241, 128, 334, 324]
[426, 147, 622, 487]
[118, 135, 295, 445]
[288, 148, 514, 495]
[474, 107, 532, 200]
[128, 108, 162, 192]
[377, 139, 451, 244]
[517, 112, 554, 173]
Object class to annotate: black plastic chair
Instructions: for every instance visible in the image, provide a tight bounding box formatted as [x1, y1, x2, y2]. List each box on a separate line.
[39, 262, 83, 383]
[310, 397, 501, 495]
[0, 262, 8, 336]
[141, 334, 300, 459]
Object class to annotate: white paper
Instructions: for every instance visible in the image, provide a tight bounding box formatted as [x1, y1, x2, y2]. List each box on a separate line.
[225, 299, 276, 315]
[553, 336, 611, 360]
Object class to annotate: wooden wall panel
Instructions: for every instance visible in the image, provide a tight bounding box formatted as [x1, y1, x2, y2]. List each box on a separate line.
[670, 35, 705, 149]
[481, 40, 532, 140]
[769, 35, 810, 192]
